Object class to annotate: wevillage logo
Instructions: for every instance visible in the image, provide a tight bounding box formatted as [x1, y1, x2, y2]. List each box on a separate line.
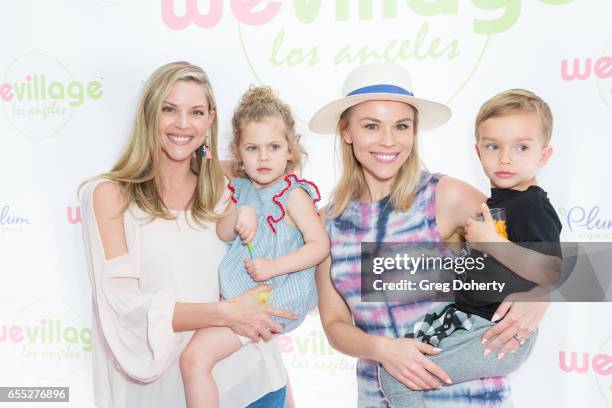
[2, 299, 91, 380]
[1, 53, 104, 139]
[279, 314, 356, 393]
[560, 40, 612, 112]
[558, 337, 612, 405]
[161, 0, 574, 121]
[558, 206, 612, 241]
[0, 204, 30, 234]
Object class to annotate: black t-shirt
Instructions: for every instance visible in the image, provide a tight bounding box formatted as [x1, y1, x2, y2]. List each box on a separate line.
[454, 185, 562, 320]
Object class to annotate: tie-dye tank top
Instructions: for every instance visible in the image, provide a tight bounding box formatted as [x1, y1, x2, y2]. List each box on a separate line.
[326, 171, 512, 408]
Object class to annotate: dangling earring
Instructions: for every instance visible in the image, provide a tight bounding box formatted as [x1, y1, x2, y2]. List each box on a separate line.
[201, 129, 212, 159]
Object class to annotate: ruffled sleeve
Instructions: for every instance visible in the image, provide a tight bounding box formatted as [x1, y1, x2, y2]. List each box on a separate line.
[80, 179, 182, 383]
[266, 174, 321, 233]
[227, 177, 250, 205]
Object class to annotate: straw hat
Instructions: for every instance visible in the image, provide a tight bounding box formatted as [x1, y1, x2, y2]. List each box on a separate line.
[309, 63, 451, 134]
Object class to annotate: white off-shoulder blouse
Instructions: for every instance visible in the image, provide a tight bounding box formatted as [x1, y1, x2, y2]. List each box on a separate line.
[80, 179, 286, 408]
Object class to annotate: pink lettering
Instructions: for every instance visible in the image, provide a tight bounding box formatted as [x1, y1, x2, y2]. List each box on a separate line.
[0, 83, 13, 101]
[230, 0, 281, 25]
[10, 326, 23, 342]
[594, 56, 612, 79]
[161, 0, 223, 30]
[278, 335, 294, 353]
[592, 353, 612, 376]
[559, 351, 589, 373]
[561, 58, 592, 81]
[67, 206, 81, 225]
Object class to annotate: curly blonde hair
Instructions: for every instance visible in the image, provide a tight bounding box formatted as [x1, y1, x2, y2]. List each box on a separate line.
[230, 86, 306, 177]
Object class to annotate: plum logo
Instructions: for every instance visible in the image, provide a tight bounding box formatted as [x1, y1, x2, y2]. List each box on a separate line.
[5, 299, 91, 380]
[0, 204, 30, 234]
[279, 314, 356, 394]
[1, 53, 103, 139]
[557, 206, 612, 241]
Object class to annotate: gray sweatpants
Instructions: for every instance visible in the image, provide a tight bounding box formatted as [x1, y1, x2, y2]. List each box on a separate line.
[378, 312, 536, 408]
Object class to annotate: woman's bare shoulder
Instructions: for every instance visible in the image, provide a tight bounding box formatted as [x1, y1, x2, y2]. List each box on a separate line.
[437, 175, 485, 207]
[92, 181, 125, 220]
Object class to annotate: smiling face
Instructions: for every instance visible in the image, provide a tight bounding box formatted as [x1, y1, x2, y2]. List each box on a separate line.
[476, 111, 553, 191]
[157, 80, 215, 163]
[342, 100, 416, 196]
[238, 116, 291, 189]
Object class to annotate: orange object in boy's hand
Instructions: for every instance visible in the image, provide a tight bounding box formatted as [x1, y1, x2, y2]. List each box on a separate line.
[464, 203, 507, 248]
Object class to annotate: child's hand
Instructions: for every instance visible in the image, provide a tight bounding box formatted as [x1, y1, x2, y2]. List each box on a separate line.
[464, 203, 506, 250]
[235, 205, 258, 243]
[245, 258, 279, 282]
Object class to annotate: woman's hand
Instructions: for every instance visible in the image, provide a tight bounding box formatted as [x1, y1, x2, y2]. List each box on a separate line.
[235, 205, 258, 243]
[375, 336, 451, 391]
[221, 285, 297, 342]
[482, 291, 549, 358]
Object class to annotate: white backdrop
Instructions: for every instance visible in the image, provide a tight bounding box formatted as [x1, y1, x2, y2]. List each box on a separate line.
[1, 1, 611, 407]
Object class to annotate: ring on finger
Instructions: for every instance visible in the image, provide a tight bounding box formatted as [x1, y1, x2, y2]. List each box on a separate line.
[513, 332, 528, 346]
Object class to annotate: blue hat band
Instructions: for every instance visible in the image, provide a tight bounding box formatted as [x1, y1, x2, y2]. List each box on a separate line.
[346, 84, 414, 97]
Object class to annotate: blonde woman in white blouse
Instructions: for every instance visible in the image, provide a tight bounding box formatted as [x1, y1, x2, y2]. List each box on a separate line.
[79, 62, 296, 408]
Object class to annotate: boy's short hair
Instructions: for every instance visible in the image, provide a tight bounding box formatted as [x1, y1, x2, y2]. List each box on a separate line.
[475, 89, 553, 146]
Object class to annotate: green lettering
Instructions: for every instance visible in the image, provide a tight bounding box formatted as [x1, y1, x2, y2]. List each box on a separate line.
[48, 81, 65, 100]
[540, 0, 572, 4]
[336, 0, 349, 21]
[295, 337, 310, 353]
[87, 81, 103, 99]
[406, 0, 457, 16]
[269, 30, 320, 67]
[67, 82, 84, 107]
[292, 0, 321, 23]
[13, 82, 26, 100]
[359, 0, 373, 20]
[383, 0, 397, 18]
[64, 326, 78, 343]
[471, 0, 520, 34]
[270, 29, 287, 66]
[81, 328, 92, 352]
[24, 326, 39, 342]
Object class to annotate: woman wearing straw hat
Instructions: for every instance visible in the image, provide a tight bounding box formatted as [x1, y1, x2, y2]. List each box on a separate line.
[310, 63, 547, 407]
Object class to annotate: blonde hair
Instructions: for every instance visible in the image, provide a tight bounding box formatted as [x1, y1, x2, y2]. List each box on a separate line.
[327, 103, 421, 219]
[83, 61, 224, 225]
[230, 86, 306, 177]
[475, 89, 553, 145]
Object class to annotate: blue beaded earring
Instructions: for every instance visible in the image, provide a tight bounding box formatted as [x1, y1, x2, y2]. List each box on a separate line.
[201, 129, 212, 159]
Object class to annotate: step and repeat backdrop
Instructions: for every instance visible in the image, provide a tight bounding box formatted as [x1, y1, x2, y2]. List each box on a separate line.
[1, 1, 611, 407]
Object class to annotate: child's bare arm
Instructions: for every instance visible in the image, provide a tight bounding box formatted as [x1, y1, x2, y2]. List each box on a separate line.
[244, 188, 329, 281]
[216, 201, 239, 242]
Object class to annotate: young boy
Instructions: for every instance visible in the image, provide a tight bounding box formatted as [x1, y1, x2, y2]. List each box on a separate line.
[379, 89, 563, 407]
